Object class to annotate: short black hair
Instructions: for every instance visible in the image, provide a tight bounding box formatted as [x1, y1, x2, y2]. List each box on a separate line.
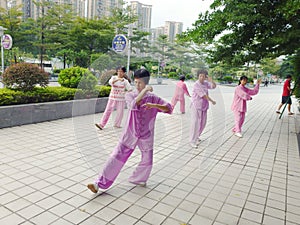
[240, 75, 248, 81]
[286, 75, 292, 79]
[116, 66, 126, 73]
[179, 75, 185, 81]
[197, 69, 208, 76]
[134, 69, 150, 84]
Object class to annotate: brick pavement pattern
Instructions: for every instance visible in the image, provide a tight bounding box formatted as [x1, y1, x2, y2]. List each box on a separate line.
[0, 81, 299, 225]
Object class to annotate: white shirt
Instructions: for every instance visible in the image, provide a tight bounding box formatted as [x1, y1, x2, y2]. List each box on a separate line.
[108, 75, 132, 101]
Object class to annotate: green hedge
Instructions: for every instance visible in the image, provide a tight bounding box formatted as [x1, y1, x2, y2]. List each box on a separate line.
[0, 85, 111, 106]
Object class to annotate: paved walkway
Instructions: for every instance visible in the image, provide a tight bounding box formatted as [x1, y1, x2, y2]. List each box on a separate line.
[0, 80, 299, 225]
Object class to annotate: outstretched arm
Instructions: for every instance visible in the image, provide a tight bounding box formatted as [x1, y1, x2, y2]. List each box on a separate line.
[247, 79, 261, 95]
[203, 95, 216, 105]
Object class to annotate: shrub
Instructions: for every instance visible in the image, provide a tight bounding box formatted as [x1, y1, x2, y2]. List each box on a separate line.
[78, 73, 98, 91]
[168, 72, 177, 79]
[95, 85, 111, 97]
[53, 68, 62, 74]
[2, 63, 49, 91]
[247, 77, 253, 84]
[222, 76, 233, 83]
[99, 69, 116, 85]
[58, 67, 95, 89]
[0, 85, 111, 106]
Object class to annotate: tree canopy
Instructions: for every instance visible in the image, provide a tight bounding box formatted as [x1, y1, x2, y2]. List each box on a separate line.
[180, 0, 300, 66]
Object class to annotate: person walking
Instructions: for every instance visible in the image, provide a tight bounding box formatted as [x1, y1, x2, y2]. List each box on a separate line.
[232, 76, 261, 138]
[276, 75, 294, 115]
[190, 69, 216, 148]
[171, 75, 191, 114]
[87, 69, 173, 193]
[95, 66, 132, 130]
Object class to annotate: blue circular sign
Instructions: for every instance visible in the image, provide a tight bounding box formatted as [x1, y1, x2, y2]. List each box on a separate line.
[112, 34, 127, 53]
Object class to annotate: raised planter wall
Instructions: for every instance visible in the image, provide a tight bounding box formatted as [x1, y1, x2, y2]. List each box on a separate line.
[0, 98, 108, 129]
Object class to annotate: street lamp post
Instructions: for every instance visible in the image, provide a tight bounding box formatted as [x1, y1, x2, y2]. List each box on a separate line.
[0, 26, 7, 74]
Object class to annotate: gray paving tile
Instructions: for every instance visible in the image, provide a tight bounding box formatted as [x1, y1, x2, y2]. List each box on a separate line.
[0, 213, 25, 225]
[0, 83, 299, 224]
[141, 210, 167, 225]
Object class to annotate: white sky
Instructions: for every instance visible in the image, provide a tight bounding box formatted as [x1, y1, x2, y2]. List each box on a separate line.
[129, 0, 214, 31]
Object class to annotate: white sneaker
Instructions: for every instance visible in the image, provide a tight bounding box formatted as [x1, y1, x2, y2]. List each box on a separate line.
[235, 132, 243, 138]
[129, 181, 146, 187]
[190, 142, 198, 148]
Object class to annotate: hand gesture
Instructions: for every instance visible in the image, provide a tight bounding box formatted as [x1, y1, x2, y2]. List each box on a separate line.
[145, 85, 153, 92]
[257, 79, 262, 84]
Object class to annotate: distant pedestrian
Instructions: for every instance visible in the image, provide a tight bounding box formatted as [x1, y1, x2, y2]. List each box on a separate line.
[232, 76, 261, 138]
[171, 75, 191, 114]
[264, 80, 269, 87]
[190, 69, 216, 148]
[95, 66, 132, 130]
[276, 75, 294, 115]
[87, 69, 172, 193]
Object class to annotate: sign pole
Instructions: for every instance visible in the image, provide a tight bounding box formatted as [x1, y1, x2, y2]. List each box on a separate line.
[1, 35, 4, 74]
[0, 26, 8, 74]
[126, 39, 131, 79]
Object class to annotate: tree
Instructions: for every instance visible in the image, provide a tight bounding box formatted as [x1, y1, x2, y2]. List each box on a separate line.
[259, 58, 280, 76]
[181, 0, 300, 65]
[108, 3, 137, 35]
[42, 4, 75, 60]
[0, 4, 23, 42]
[67, 17, 115, 67]
[0, 4, 23, 65]
[278, 56, 295, 78]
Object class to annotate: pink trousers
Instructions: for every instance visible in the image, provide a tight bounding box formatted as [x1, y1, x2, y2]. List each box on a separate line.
[95, 142, 153, 189]
[171, 98, 186, 113]
[233, 111, 246, 133]
[100, 99, 125, 128]
[190, 107, 207, 144]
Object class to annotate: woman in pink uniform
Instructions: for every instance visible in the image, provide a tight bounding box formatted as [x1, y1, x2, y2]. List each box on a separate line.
[231, 76, 261, 138]
[88, 69, 172, 193]
[95, 66, 132, 130]
[190, 69, 216, 148]
[171, 75, 191, 114]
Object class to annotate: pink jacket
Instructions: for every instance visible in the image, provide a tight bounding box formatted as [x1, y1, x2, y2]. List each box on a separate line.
[191, 80, 215, 111]
[173, 80, 190, 101]
[231, 84, 260, 112]
[120, 90, 172, 149]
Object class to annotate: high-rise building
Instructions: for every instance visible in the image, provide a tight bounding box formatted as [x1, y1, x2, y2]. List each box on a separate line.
[89, 0, 122, 19]
[164, 21, 183, 42]
[0, 0, 8, 9]
[149, 26, 164, 43]
[0, 0, 122, 20]
[130, 1, 152, 32]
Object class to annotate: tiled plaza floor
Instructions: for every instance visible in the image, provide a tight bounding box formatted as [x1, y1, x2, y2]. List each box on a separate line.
[0, 80, 299, 225]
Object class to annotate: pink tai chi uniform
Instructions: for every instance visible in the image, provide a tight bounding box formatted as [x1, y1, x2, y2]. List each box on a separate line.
[94, 90, 172, 189]
[99, 76, 132, 128]
[231, 83, 260, 133]
[171, 80, 191, 113]
[190, 80, 215, 145]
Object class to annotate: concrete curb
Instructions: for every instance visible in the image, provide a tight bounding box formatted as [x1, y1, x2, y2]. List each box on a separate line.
[0, 97, 108, 129]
